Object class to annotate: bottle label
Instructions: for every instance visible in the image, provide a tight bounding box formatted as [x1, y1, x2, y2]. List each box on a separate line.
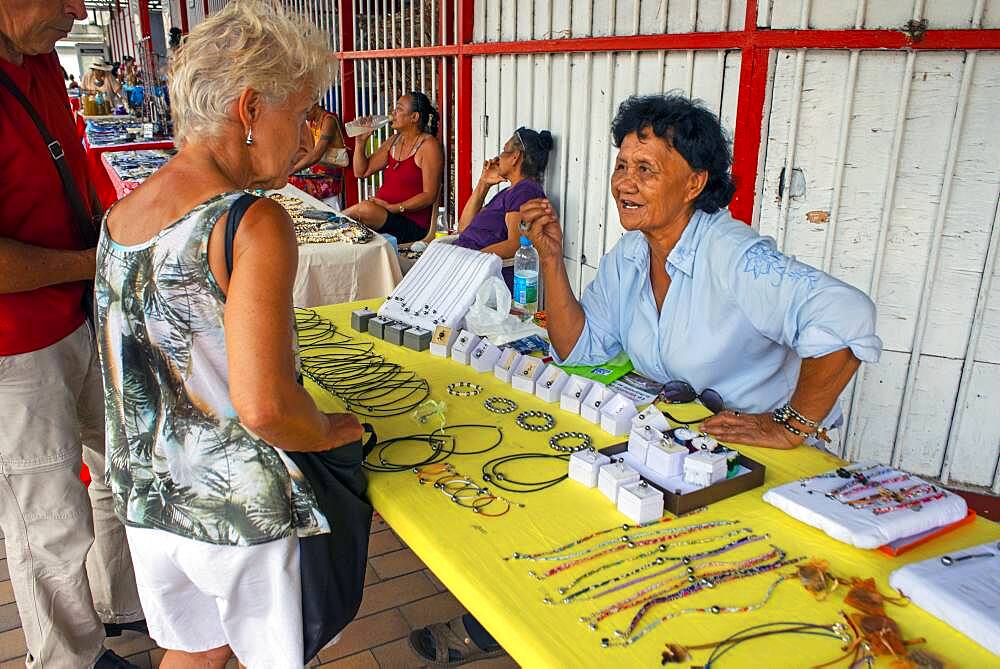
[513, 274, 537, 306]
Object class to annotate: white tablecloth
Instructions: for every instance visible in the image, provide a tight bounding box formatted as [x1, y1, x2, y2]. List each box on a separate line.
[272, 185, 403, 307]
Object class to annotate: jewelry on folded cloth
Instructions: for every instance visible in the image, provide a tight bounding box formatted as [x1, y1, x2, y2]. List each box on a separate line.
[447, 381, 482, 397]
[940, 542, 1000, 566]
[844, 482, 931, 508]
[484, 396, 518, 414]
[871, 491, 947, 515]
[548, 431, 592, 453]
[832, 474, 911, 501]
[516, 410, 555, 432]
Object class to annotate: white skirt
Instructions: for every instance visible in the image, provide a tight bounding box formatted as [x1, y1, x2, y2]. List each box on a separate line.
[125, 526, 304, 668]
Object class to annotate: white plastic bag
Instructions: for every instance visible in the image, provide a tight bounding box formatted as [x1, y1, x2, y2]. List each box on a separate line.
[465, 276, 546, 344]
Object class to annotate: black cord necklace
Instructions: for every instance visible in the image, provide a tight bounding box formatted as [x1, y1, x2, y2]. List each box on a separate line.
[481, 452, 570, 494]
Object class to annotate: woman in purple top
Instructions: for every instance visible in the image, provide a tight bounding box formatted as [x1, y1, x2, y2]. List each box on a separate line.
[454, 127, 554, 289]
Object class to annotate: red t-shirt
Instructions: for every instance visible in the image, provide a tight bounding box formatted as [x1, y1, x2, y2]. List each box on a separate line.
[0, 52, 92, 355]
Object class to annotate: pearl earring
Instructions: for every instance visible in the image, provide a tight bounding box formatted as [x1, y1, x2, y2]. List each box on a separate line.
[245, 127, 254, 145]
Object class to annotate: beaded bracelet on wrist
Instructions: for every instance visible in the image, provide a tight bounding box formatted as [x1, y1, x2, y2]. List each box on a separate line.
[484, 396, 518, 414]
[516, 410, 556, 432]
[447, 381, 482, 397]
[548, 431, 593, 453]
[784, 403, 819, 428]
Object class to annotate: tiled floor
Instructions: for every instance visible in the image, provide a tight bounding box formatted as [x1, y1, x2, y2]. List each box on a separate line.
[0, 516, 519, 669]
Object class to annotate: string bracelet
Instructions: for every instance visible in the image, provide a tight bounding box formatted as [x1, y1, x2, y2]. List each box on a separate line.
[447, 381, 483, 397]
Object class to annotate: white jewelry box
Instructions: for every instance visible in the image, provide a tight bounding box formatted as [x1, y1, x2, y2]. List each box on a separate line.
[691, 435, 719, 451]
[450, 329, 481, 365]
[560, 375, 594, 414]
[568, 449, 611, 488]
[493, 348, 522, 384]
[683, 450, 728, 488]
[535, 366, 568, 403]
[600, 393, 638, 436]
[617, 481, 665, 524]
[632, 404, 671, 432]
[580, 384, 615, 424]
[598, 459, 641, 504]
[645, 439, 689, 478]
[470, 339, 502, 373]
[627, 424, 665, 464]
[511, 357, 545, 394]
[429, 325, 458, 358]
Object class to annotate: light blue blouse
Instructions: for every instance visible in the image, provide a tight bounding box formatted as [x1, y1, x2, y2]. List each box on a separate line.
[554, 209, 883, 427]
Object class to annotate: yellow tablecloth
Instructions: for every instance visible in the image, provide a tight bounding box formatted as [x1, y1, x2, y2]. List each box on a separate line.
[308, 301, 1000, 668]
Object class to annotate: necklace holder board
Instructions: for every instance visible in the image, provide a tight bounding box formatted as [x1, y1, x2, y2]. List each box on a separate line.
[763, 463, 969, 550]
[376, 243, 503, 338]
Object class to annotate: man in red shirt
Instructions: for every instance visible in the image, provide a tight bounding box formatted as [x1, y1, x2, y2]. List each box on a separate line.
[0, 2, 143, 667]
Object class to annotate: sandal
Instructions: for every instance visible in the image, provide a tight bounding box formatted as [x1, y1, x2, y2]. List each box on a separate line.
[407, 615, 506, 667]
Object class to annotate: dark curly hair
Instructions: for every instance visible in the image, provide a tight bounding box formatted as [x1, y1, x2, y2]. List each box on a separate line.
[610, 94, 736, 213]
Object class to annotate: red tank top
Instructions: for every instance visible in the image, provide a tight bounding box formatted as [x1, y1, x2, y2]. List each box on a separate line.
[375, 136, 433, 231]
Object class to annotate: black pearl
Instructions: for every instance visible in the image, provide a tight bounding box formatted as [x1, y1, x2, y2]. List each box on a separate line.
[482, 474, 492, 482]
[600, 638, 610, 648]
[710, 605, 721, 614]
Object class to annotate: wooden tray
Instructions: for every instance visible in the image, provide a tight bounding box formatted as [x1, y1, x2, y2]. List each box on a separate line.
[599, 442, 766, 515]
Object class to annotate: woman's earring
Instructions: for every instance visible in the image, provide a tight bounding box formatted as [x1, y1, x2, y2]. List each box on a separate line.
[245, 127, 254, 146]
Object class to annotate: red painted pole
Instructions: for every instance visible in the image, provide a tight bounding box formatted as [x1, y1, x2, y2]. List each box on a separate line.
[138, 0, 154, 61]
[179, 0, 190, 33]
[454, 0, 474, 219]
[729, 0, 765, 226]
[203, 0, 209, 19]
[338, 0, 359, 208]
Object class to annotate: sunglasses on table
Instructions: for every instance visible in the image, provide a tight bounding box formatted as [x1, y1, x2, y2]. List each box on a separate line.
[658, 380, 727, 425]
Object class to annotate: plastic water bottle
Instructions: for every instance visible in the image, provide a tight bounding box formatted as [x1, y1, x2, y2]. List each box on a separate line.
[344, 114, 391, 138]
[513, 236, 539, 315]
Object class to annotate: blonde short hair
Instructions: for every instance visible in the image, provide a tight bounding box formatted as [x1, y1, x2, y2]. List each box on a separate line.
[169, 0, 334, 145]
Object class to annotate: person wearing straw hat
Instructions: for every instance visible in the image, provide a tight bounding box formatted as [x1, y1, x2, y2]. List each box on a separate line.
[81, 58, 122, 105]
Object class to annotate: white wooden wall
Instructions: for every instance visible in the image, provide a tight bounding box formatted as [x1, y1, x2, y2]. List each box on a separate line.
[472, 0, 1000, 491]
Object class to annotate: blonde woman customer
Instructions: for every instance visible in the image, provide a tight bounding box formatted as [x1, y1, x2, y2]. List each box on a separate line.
[94, 2, 362, 667]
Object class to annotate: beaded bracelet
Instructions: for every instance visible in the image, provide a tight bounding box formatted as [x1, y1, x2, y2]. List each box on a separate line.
[548, 431, 592, 453]
[484, 396, 518, 414]
[447, 381, 482, 397]
[516, 410, 555, 432]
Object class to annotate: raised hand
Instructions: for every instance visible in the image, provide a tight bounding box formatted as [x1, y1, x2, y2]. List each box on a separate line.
[519, 198, 564, 261]
[478, 158, 505, 187]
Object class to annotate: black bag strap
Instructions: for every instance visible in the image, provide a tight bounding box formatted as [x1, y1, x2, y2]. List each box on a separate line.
[224, 193, 261, 277]
[0, 69, 97, 249]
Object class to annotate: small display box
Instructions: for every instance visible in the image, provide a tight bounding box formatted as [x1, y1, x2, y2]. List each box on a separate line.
[599, 393, 638, 436]
[351, 307, 376, 333]
[581, 384, 616, 424]
[535, 366, 569, 403]
[598, 459, 641, 504]
[617, 481, 665, 524]
[511, 357, 545, 394]
[627, 424, 666, 464]
[599, 442, 765, 516]
[560, 375, 594, 414]
[684, 450, 728, 487]
[470, 340, 502, 373]
[645, 439, 688, 478]
[568, 449, 611, 488]
[450, 330, 481, 365]
[494, 348, 522, 384]
[430, 325, 457, 358]
[632, 405, 670, 432]
[367, 316, 393, 340]
[403, 327, 432, 351]
[384, 321, 408, 346]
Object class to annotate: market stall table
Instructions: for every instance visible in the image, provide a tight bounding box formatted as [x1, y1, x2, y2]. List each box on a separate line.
[271, 185, 402, 306]
[101, 149, 174, 199]
[304, 299, 1000, 668]
[83, 134, 174, 208]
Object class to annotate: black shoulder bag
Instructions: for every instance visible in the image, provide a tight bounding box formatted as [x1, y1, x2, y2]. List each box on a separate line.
[225, 193, 376, 662]
[0, 69, 99, 324]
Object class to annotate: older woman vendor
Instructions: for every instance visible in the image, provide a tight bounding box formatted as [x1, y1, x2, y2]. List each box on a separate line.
[521, 95, 882, 450]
